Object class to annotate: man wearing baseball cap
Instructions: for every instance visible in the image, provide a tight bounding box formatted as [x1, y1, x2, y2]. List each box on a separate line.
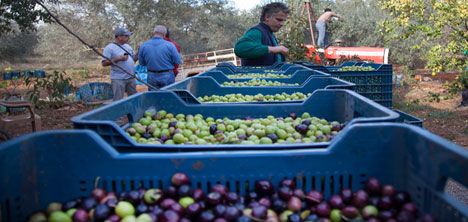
[102, 27, 138, 102]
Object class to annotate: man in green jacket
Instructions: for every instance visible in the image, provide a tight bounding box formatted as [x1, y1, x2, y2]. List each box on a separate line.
[234, 2, 290, 66]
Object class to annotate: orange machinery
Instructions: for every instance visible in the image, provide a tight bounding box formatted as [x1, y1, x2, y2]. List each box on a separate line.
[305, 45, 390, 64]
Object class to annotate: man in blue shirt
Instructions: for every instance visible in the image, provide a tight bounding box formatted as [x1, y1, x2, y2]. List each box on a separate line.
[139, 25, 181, 91]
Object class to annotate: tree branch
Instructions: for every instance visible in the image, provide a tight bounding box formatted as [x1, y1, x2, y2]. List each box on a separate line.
[34, 0, 159, 91]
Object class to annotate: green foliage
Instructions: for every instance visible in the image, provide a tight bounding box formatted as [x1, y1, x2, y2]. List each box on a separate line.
[379, 0, 468, 74]
[0, 29, 39, 61]
[24, 71, 74, 108]
[276, 1, 318, 63]
[0, 0, 58, 36]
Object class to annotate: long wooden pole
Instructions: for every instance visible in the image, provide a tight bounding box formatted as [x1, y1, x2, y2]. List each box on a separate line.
[34, 0, 159, 91]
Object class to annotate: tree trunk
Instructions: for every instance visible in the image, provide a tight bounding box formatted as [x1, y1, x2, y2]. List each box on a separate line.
[461, 87, 468, 107]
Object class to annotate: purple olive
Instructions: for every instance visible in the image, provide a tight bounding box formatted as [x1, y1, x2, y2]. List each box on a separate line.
[169, 121, 177, 128]
[213, 204, 226, 218]
[160, 134, 169, 142]
[224, 206, 240, 221]
[160, 198, 177, 210]
[378, 196, 393, 210]
[171, 173, 190, 187]
[80, 197, 97, 211]
[214, 218, 228, 222]
[366, 177, 382, 196]
[279, 178, 296, 189]
[136, 204, 149, 215]
[287, 196, 302, 212]
[341, 206, 358, 219]
[159, 210, 180, 222]
[295, 124, 308, 135]
[255, 180, 274, 196]
[225, 192, 239, 204]
[209, 124, 217, 135]
[165, 186, 178, 199]
[302, 119, 311, 126]
[305, 190, 323, 205]
[169, 202, 185, 216]
[178, 184, 193, 197]
[289, 113, 297, 119]
[238, 135, 248, 140]
[328, 194, 345, 209]
[246, 192, 258, 203]
[331, 124, 341, 132]
[401, 202, 418, 215]
[278, 186, 293, 201]
[292, 188, 304, 199]
[382, 185, 397, 197]
[258, 198, 271, 208]
[378, 210, 395, 221]
[206, 192, 223, 206]
[105, 214, 120, 222]
[72, 209, 89, 222]
[267, 134, 278, 143]
[200, 211, 215, 222]
[91, 188, 106, 201]
[251, 205, 268, 219]
[193, 189, 205, 202]
[353, 190, 369, 208]
[316, 202, 331, 217]
[369, 196, 380, 206]
[186, 202, 202, 217]
[272, 199, 286, 212]
[339, 188, 353, 204]
[394, 191, 411, 207]
[211, 184, 228, 196]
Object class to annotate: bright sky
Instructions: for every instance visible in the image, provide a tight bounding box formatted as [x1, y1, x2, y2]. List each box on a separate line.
[234, 0, 262, 11]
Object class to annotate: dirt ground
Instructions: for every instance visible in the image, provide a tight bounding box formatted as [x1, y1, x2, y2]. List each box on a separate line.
[0, 67, 467, 148]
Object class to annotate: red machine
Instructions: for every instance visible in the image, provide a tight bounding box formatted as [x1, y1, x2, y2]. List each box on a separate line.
[305, 45, 390, 64]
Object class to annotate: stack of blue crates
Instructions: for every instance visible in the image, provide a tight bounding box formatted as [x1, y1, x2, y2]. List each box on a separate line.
[1, 62, 450, 222]
[297, 62, 393, 108]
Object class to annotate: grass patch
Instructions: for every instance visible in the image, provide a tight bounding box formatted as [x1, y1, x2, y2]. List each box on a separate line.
[427, 110, 457, 118]
[393, 100, 429, 112]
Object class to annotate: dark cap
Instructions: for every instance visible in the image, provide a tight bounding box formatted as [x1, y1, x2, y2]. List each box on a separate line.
[115, 27, 132, 36]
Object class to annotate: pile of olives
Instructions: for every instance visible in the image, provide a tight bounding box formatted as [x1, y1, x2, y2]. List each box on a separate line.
[197, 92, 311, 103]
[29, 173, 436, 222]
[126, 110, 344, 145]
[227, 73, 290, 79]
[333, 66, 375, 72]
[221, 79, 300, 87]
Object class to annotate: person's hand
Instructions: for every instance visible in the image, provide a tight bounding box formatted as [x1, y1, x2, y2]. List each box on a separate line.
[117, 54, 129, 62]
[269, 46, 289, 56]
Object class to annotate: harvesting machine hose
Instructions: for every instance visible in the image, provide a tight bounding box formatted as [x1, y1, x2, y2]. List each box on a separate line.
[34, 0, 159, 91]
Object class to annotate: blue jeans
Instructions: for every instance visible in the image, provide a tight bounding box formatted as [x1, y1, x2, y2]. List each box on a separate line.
[316, 20, 327, 48]
[147, 71, 175, 91]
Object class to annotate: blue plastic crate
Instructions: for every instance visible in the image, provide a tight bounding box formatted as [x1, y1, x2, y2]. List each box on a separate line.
[71, 90, 398, 151]
[197, 69, 330, 86]
[162, 76, 355, 104]
[1, 123, 468, 222]
[394, 109, 424, 127]
[33, 70, 46, 78]
[78, 82, 113, 102]
[9, 71, 20, 79]
[23, 70, 34, 77]
[298, 63, 393, 108]
[2, 73, 10, 80]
